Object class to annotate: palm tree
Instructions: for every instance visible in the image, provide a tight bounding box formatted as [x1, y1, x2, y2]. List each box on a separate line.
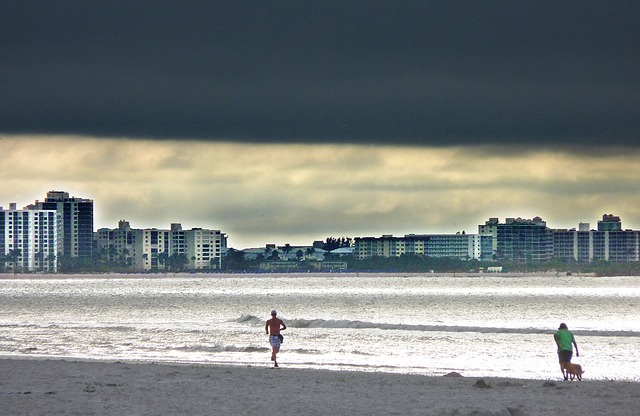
[210, 256, 221, 270]
[170, 253, 189, 272]
[119, 248, 131, 268]
[45, 253, 57, 273]
[282, 244, 292, 260]
[35, 251, 45, 273]
[107, 246, 118, 265]
[8, 249, 22, 274]
[158, 252, 169, 274]
[0, 253, 6, 273]
[305, 247, 316, 260]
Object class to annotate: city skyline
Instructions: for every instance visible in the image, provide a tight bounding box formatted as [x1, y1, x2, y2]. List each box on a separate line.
[2, 3, 639, 249]
[1, 185, 636, 251]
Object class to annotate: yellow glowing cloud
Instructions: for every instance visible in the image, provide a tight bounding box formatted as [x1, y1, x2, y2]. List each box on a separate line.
[1, 135, 639, 248]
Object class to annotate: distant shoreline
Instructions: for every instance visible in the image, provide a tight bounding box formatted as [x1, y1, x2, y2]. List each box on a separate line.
[0, 271, 598, 279]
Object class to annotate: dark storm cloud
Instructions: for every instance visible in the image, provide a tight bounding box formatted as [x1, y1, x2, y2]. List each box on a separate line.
[2, 1, 639, 146]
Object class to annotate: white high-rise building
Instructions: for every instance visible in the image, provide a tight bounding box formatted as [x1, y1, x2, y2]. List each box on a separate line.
[184, 227, 225, 269]
[32, 191, 94, 259]
[1, 203, 58, 272]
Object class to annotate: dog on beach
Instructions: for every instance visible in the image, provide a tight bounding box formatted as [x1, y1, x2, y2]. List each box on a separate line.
[562, 362, 584, 381]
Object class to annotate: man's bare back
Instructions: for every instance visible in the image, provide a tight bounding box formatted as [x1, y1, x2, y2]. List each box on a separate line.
[266, 318, 284, 335]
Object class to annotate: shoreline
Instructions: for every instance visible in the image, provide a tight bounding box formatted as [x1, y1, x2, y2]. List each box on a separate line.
[1, 357, 638, 416]
[0, 271, 597, 279]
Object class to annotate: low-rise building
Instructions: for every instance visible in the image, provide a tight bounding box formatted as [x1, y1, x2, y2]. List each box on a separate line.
[355, 232, 490, 261]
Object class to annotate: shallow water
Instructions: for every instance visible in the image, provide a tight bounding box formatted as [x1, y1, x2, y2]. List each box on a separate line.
[0, 274, 638, 381]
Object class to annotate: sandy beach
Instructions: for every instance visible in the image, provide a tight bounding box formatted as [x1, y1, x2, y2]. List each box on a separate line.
[1, 358, 638, 416]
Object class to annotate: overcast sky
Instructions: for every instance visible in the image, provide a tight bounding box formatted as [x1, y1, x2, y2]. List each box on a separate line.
[2, 2, 639, 248]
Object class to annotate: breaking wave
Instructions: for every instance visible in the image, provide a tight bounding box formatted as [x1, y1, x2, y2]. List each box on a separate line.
[235, 315, 640, 338]
[172, 344, 268, 353]
[167, 344, 324, 356]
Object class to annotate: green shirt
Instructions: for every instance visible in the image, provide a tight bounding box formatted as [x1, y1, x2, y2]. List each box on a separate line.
[555, 328, 575, 351]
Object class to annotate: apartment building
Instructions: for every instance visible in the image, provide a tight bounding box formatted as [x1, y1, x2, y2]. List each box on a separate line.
[183, 226, 225, 270]
[480, 215, 637, 263]
[32, 191, 94, 259]
[355, 233, 489, 261]
[0, 203, 58, 272]
[479, 218, 499, 255]
[355, 215, 640, 264]
[496, 217, 554, 263]
[598, 214, 622, 232]
[97, 221, 226, 271]
[553, 228, 639, 262]
[141, 228, 171, 270]
[356, 235, 402, 259]
[96, 220, 170, 270]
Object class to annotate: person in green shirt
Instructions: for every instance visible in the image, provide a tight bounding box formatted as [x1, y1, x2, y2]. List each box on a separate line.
[554, 323, 579, 380]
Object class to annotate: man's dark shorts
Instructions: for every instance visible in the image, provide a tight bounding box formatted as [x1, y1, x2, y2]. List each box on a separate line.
[558, 350, 573, 364]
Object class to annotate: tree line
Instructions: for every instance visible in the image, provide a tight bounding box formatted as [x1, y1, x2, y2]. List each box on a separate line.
[4, 236, 640, 275]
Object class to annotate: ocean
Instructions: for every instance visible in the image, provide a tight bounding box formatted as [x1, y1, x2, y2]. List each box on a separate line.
[0, 273, 638, 382]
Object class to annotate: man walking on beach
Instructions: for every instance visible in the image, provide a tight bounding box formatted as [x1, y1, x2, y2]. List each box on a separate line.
[554, 323, 579, 380]
[265, 310, 287, 367]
